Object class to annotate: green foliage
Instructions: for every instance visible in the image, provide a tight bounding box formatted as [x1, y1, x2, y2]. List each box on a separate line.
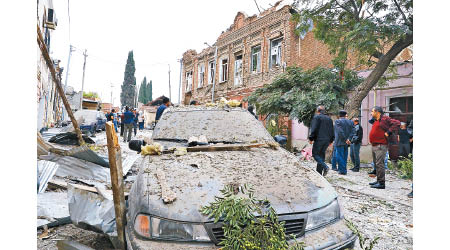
[83, 91, 99, 99]
[292, 0, 413, 70]
[246, 67, 362, 127]
[266, 114, 288, 137]
[201, 184, 305, 250]
[147, 80, 153, 102]
[120, 50, 136, 107]
[397, 155, 413, 179]
[345, 219, 380, 250]
[138, 77, 147, 104]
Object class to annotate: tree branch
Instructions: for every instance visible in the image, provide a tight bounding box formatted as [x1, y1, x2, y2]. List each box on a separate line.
[393, 0, 411, 28]
[334, 0, 355, 17]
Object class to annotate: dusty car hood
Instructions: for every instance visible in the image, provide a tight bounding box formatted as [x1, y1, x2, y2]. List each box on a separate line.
[128, 147, 337, 223]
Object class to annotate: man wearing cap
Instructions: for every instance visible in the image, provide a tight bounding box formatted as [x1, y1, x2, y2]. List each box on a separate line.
[308, 105, 334, 176]
[333, 110, 355, 175]
[369, 106, 400, 189]
[350, 117, 363, 172]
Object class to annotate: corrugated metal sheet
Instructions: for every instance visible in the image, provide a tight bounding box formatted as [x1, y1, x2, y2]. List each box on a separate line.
[68, 184, 118, 246]
[37, 160, 59, 193]
[67, 145, 110, 168]
[39, 154, 111, 183]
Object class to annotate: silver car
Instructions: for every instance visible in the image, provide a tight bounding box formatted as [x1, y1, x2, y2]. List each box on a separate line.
[125, 107, 356, 250]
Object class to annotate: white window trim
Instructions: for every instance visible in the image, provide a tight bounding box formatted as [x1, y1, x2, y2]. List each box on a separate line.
[251, 45, 261, 73]
[269, 38, 282, 69]
[234, 55, 243, 86]
[219, 58, 228, 83]
[186, 71, 193, 91]
[198, 64, 205, 88]
[208, 60, 215, 85]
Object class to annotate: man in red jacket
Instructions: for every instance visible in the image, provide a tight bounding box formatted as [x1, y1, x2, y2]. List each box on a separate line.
[369, 106, 400, 189]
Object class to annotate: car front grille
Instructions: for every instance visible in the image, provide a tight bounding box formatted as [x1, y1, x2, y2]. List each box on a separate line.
[208, 218, 305, 244]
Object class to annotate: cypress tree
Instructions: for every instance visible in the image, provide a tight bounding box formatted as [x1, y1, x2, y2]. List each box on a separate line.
[138, 77, 147, 104]
[147, 80, 153, 102]
[120, 51, 136, 108]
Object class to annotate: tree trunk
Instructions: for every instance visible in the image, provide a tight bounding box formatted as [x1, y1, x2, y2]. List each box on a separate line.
[345, 34, 413, 118]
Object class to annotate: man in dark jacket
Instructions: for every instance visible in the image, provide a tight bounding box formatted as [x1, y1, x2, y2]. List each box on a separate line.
[398, 122, 412, 158]
[309, 106, 334, 176]
[350, 118, 363, 172]
[123, 106, 135, 143]
[155, 97, 170, 123]
[334, 110, 355, 175]
[369, 106, 400, 189]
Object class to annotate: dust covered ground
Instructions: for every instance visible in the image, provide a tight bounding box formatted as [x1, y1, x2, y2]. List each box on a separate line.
[301, 160, 413, 250]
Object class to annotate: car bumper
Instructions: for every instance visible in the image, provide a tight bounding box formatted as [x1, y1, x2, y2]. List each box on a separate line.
[125, 219, 356, 250]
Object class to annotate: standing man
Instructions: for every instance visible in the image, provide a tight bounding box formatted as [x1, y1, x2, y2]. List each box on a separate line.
[122, 106, 134, 143]
[138, 110, 144, 130]
[333, 110, 354, 175]
[155, 97, 170, 123]
[350, 118, 363, 172]
[120, 111, 125, 137]
[398, 122, 412, 158]
[369, 106, 400, 189]
[308, 105, 334, 176]
[111, 109, 118, 133]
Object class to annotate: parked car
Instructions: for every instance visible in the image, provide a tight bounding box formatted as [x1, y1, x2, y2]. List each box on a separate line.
[72, 109, 107, 135]
[125, 107, 356, 250]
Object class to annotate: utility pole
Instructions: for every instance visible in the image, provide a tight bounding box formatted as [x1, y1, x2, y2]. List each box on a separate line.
[62, 45, 74, 120]
[80, 49, 87, 110]
[110, 83, 114, 111]
[178, 58, 183, 105]
[168, 64, 172, 101]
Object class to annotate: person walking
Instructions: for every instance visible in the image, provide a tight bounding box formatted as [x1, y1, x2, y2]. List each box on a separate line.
[155, 97, 170, 123]
[350, 118, 363, 172]
[132, 109, 138, 136]
[333, 110, 354, 175]
[120, 111, 125, 136]
[111, 109, 118, 133]
[138, 110, 144, 130]
[398, 122, 412, 158]
[369, 106, 400, 189]
[308, 105, 334, 176]
[122, 106, 134, 143]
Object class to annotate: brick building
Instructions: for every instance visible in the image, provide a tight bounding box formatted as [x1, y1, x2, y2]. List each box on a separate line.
[181, 3, 344, 105]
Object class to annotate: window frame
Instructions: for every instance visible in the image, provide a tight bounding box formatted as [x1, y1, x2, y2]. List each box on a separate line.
[219, 58, 228, 83]
[234, 54, 243, 86]
[186, 71, 193, 91]
[269, 38, 283, 69]
[208, 60, 215, 85]
[198, 63, 205, 88]
[251, 45, 261, 73]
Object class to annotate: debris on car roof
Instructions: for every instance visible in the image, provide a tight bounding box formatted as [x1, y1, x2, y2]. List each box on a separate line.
[48, 132, 95, 145]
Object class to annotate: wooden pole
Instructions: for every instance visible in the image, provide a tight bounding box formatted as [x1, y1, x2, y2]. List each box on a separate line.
[105, 121, 126, 249]
[37, 24, 85, 145]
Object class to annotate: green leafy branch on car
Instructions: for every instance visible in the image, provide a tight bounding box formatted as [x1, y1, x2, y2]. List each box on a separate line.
[201, 184, 305, 250]
[345, 219, 379, 250]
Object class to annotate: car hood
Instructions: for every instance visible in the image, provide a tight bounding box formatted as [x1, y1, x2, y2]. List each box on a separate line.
[128, 147, 337, 223]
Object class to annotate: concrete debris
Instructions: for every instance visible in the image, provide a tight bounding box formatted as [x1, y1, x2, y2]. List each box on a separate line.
[174, 147, 187, 156]
[155, 170, 177, 204]
[56, 240, 95, 250]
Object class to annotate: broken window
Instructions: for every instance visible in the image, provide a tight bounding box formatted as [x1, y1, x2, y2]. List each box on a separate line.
[269, 38, 282, 69]
[251, 45, 261, 73]
[219, 58, 228, 83]
[186, 71, 193, 91]
[198, 64, 205, 88]
[234, 55, 243, 86]
[208, 60, 215, 85]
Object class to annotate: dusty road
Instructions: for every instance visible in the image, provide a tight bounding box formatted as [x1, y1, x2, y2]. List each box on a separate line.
[37, 135, 412, 250]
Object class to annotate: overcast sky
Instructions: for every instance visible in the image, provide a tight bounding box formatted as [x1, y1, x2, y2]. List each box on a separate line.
[50, 0, 293, 106]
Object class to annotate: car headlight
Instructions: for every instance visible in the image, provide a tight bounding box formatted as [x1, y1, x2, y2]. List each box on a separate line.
[305, 199, 340, 231]
[134, 214, 211, 242]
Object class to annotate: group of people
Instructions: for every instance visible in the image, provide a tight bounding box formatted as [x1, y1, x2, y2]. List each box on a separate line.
[106, 106, 145, 143]
[309, 105, 411, 190]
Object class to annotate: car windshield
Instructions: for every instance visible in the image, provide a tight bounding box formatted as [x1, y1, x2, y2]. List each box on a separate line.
[73, 110, 98, 122]
[152, 107, 274, 143]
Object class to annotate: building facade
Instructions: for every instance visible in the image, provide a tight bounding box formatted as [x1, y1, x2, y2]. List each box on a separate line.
[37, 0, 63, 131]
[181, 3, 340, 105]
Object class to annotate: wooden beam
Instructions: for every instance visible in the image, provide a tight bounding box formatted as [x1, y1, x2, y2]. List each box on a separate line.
[105, 121, 126, 250]
[37, 24, 84, 146]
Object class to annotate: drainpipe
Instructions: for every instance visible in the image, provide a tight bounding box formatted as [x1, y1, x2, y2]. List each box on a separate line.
[211, 46, 218, 103]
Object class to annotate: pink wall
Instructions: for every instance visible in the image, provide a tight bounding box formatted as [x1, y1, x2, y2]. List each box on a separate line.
[291, 61, 413, 146]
